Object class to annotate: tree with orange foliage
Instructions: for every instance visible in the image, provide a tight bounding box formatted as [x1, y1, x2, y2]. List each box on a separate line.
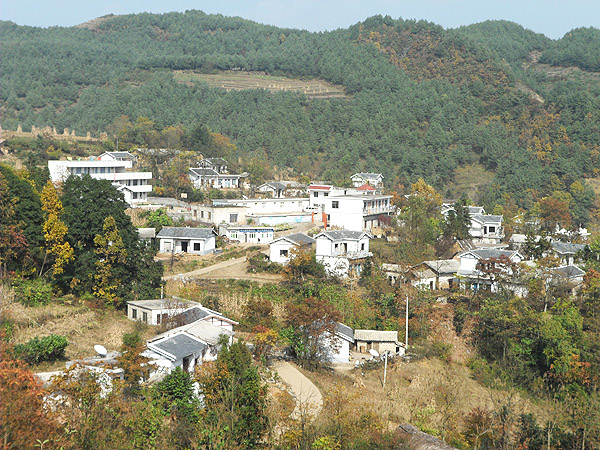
[537, 197, 572, 231]
[0, 345, 60, 450]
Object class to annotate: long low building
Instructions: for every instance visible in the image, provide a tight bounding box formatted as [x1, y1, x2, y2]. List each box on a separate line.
[219, 225, 274, 244]
[157, 227, 216, 254]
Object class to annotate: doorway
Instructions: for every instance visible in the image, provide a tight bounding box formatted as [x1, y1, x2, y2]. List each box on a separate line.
[181, 241, 188, 252]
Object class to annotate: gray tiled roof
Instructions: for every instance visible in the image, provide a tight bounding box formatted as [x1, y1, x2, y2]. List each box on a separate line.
[352, 172, 383, 179]
[551, 241, 586, 254]
[316, 230, 369, 241]
[468, 206, 486, 215]
[151, 334, 207, 360]
[285, 233, 315, 246]
[354, 329, 398, 342]
[336, 322, 354, 342]
[189, 168, 219, 177]
[471, 214, 503, 224]
[157, 227, 215, 239]
[467, 249, 518, 260]
[423, 259, 460, 274]
[551, 265, 586, 278]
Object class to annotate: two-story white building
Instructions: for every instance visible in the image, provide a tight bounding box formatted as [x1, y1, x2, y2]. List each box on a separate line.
[315, 230, 372, 278]
[470, 214, 504, 244]
[322, 194, 394, 232]
[48, 158, 152, 205]
[350, 172, 384, 188]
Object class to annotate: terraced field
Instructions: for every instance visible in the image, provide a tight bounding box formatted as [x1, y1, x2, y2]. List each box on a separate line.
[173, 70, 348, 99]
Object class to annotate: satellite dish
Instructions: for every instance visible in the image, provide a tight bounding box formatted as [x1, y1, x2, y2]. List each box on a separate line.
[369, 348, 380, 358]
[94, 344, 107, 357]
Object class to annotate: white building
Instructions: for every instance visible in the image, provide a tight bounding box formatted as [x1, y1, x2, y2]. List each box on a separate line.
[315, 230, 372, 278]
[410, 259, 460, 290]
[157, 227, 216, 254]
[220, 225, 274, 244]
[470, 214, 504, 244]
[126, 299, 200, 326]
[98, 151, 137, 162]
[308, 185, 351, 211]
[48, 158, 152, 205]
[211, 197, 312, 225]
[269, 233, 315, 264]
[326, 323, 355, 364]
[457, 249, 523, 293]
[322, 194, 394, 232]
[189, 168, 242, 189]
[192, 203, 248, 225]
[350, 172, 384, 188]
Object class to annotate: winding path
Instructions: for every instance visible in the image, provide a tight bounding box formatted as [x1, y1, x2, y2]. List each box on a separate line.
[272, 361, 323, 420]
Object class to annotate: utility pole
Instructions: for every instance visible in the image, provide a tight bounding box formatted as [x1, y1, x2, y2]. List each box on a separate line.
[405, 294, 409, 350]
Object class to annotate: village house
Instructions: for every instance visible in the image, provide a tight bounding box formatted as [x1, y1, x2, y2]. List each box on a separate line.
[157, 227, 216, 254]
[354, 330, 400, 354]
[197, 157, 229, 173]
[142, 196, 192, 222]
[48, 157, 152, 205]
[382, 263, 407, 285]
[322, 194, 394, 232]
[549, 265, 586, 295]
[315, 230, 372, 278]
[350, 172, 384, 188]
[98, 151, 137, 163]
[191, 202, 248, 225]
[324, 322, 355, 364]
[269, 233, 315, 264]
[126, 299, 200, 326]
[127, 298, 238, 331]
[219, 225, 274, 244]
[457, 248, 524, 293]
[409, 259, 460, 290]
[257, 180, 306, 198]
[210, 197, 311, 225]
[550, 241, 587, 266]
[188, 168, 242, 189]
[470, 213, 504, 244]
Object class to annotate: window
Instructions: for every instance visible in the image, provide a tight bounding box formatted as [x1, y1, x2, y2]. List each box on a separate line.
[488, 226, 496, 233]
[280, 249, 288, 257]
[200, 210, 204, 219]
[313, 192, 318, 198]
[332, 201, 339, 208]
[361, 243, 365, 251]
[335, 243, 339, 249]
[208, 212, 212, 220]
[230, 214, 238, 223]
[324, 193, 329, 197]
[193, 243, 201, 251]
[142, 312, 148, 323]
[132, 308, 137, 319]
[132, 192, 138, 199]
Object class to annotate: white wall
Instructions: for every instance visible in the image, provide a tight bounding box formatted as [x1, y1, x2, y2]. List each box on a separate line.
[317, 255, 350, 277]
[270, 240, 295, 264]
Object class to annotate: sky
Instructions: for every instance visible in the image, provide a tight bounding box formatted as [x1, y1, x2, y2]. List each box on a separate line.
[1, 0, 598, 39]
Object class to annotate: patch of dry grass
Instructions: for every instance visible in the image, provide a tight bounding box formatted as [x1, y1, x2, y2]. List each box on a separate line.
[2, 287, 157, 370]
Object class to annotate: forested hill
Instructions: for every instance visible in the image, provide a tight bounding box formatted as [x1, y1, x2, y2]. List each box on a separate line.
[1, 11, 600, 222]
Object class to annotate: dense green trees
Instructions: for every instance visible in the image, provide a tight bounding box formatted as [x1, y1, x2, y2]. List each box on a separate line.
[0, 165, 161, 304]
[2, 13, 599, 222]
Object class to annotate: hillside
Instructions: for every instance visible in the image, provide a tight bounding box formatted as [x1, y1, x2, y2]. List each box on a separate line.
[1, 12, 600, 222]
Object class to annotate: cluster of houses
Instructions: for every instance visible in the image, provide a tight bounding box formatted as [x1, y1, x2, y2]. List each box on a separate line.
[123, 297, 403, 378]
[385, 204, 588, 296]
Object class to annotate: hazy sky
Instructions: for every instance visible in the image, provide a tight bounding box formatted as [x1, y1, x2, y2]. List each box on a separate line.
[1, 0, 598, 39]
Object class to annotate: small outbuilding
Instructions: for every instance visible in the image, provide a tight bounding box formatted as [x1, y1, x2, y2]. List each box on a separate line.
[269, 233, 315, 264]
[354, 329, 400, 354]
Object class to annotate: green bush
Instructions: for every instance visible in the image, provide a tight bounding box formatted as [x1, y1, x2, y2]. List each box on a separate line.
[15, 279, 53, 306]
[14, 334, 68, 364]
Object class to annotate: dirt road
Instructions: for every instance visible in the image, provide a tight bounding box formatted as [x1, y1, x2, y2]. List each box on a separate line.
[272, 361, 323, 420]
[163, 255, 284, 284]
